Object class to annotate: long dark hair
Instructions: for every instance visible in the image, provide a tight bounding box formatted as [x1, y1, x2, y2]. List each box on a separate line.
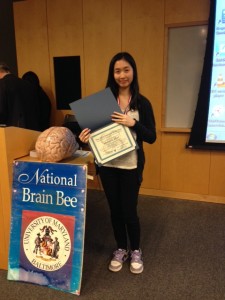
[22, 71, 40, 87]
[105, 52, 140, 110]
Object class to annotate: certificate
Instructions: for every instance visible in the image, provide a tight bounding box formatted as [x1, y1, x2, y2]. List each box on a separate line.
[88, 123, 137, 165]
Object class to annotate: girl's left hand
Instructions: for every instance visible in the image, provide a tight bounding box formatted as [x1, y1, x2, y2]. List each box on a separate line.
[111, 111, 136, 127]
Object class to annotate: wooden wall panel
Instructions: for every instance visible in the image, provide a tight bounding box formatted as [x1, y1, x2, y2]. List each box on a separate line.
[165, 0, 210, 24]
[161, 133, 210, 193]
[82, 0, 121, 95]
[13, 0, 52, 119]
[47, 0, 83, 125]
[209, 153, 225, 197]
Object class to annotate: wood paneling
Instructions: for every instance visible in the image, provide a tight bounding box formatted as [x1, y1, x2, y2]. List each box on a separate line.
[122, 0, 164, 114]
[210, 152, 225, 197]
[161, 132, 210, 193]
[83, 0, 121, 95]
[13, 0, 52, 117]
[165, 0, 210, 24]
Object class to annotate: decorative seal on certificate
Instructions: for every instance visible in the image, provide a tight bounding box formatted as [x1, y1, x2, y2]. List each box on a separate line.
[23, 215, 71, 272]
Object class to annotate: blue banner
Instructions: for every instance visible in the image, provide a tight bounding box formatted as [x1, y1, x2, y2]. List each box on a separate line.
[7, 161, 87, 295]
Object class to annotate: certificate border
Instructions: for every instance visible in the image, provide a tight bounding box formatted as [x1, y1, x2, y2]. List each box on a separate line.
[88, 123, 136, 165]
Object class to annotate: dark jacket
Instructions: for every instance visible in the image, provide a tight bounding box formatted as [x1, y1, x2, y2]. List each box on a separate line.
[133, 94, 156, 183]
[0, 74, 40, 130]
[35, 86, 51, 131]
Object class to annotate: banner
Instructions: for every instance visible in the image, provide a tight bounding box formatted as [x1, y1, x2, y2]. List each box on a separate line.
[7, 160, 87, 295]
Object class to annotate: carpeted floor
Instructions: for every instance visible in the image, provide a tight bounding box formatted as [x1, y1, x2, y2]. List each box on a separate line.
[1, 189, 225, 300]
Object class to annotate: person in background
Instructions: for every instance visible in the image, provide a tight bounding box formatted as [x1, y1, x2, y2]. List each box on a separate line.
[22, 71, 51, 131]
[0, 62, 40, 130]
[79, 52, 156, 274]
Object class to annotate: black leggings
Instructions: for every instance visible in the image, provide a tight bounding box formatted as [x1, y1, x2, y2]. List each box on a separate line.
[98, 166, 141, 251]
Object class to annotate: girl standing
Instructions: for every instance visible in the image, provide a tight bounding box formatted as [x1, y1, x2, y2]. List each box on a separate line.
[79, 52, 156, 274]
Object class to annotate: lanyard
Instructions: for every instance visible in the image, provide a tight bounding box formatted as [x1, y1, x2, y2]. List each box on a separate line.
[117, 95, 131, 114]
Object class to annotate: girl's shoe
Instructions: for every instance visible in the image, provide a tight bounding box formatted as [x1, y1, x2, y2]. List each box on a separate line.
[109, 248, 129, 272]
[130, 249, 144, 274]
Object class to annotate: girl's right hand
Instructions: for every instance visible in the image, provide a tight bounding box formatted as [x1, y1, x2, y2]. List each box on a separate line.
[79, 128, 91, 143]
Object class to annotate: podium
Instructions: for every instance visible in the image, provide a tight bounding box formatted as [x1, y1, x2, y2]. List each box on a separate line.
[0, 127, 95, 271]
[0, 127, 41, 270]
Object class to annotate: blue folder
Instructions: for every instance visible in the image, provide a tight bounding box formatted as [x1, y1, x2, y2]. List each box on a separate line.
[69, 88, 121, 132]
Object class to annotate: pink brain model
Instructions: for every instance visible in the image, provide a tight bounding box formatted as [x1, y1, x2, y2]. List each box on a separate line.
[35, 126, 79, 162]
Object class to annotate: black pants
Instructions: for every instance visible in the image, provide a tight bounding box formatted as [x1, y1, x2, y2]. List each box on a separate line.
[98, 166, 141, 251]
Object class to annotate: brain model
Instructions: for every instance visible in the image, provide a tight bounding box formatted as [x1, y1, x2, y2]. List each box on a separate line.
[35, 126, 79, 162]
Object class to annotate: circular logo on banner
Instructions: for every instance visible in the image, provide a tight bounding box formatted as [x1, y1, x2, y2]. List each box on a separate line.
[23, 216, 71, 272]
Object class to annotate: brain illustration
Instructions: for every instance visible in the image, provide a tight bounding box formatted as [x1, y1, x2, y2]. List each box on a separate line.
[35, 127, 79, 162]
